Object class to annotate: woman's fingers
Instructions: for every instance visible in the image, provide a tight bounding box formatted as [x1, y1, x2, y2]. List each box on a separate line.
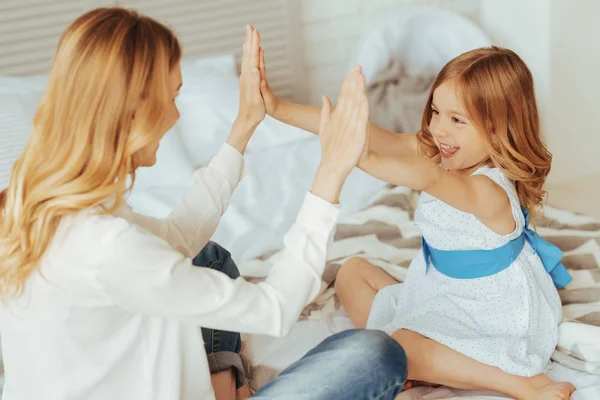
[249, 67, 260, 90]
[319, 95, 333, 135]
[352, 95, 369, 142]
[337, 66, 361, 105]
[251, 29, 260, 70]
[241, 25, 252, 74]
[241, 24, 259, 75]
[336, 67, 366, 122]
[240, 26, 262, 94]
[358, 95, 369, 127]
[336, 71, 353, 110]
[318, 65, 368, 157]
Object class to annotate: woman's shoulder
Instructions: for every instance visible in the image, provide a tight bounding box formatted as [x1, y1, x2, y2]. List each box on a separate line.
[49, 207, 137, 264]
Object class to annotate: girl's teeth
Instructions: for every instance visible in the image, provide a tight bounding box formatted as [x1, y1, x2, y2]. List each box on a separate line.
[440, 143, 459, 155]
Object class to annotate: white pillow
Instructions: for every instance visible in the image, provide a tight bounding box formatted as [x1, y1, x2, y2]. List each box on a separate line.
[121, 54, 242, 193]
[0, 73, 193, 193]
[0, 54, 266, 189]
[173, 55, 240, 169]
[349, 6, 491, 84]
[0, 54, 312, 216]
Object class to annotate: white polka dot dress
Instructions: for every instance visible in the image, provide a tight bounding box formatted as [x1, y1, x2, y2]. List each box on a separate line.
[366, 166, 563, 376]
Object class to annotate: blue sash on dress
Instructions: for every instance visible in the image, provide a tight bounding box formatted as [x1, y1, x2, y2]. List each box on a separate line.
[421, 209, 572, 288]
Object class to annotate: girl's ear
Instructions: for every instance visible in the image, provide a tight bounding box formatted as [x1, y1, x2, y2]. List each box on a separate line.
[487, 120, 498, 141]
[487, 119, 495, 134]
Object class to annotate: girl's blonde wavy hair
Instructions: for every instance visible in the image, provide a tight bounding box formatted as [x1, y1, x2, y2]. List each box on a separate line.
[417, 46, 552, 219]
[0, 7, 181, 298]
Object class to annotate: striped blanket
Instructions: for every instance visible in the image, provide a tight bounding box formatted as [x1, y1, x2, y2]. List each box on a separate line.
[285, 185, 600, 375]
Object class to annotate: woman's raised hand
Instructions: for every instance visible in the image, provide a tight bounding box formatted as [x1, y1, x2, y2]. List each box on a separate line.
[311, 66, 370, 204]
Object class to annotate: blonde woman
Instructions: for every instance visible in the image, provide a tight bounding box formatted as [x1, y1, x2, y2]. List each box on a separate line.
[0, 7, 409, 400]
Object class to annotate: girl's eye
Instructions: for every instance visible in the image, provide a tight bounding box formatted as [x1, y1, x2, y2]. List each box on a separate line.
[431, 109, 439, 115]
[452, 116, 465, 124]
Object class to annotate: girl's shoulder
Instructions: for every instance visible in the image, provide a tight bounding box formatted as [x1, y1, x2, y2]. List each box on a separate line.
[470, 165, 506, 183]
[470, 165, 518, 199]
[471, 165, 526, 236]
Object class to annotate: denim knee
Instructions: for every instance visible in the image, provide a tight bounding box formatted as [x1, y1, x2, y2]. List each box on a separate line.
[330, 329, 408, 382]
[192, 241, 240, 279]
[252, 329, 407, 399]
[360, 330, 407, 375]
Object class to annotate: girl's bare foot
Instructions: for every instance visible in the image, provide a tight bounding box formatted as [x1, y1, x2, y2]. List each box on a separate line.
[524, 375, 576, 400]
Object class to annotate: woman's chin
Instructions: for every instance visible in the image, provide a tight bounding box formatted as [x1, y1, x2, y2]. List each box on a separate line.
[142, 147, 159, 167]
[138, 155, 157, 168]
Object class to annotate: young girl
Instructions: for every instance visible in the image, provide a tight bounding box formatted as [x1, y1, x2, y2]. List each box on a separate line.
[259, 47, 577, 399]
[0, 7, 410, 400]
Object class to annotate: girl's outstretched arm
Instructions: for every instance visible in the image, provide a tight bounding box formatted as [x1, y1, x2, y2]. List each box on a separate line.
[359, 153, 510, 223]
[258, 49, 418, 158]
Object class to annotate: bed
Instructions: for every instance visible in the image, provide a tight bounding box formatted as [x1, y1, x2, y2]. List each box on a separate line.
[1, 1, 599, 399]
[240, 184, 600, 399]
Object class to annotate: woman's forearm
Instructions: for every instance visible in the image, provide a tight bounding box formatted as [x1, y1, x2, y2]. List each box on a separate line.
[226, 119, 258, 154]
[358, 153, 508, 219]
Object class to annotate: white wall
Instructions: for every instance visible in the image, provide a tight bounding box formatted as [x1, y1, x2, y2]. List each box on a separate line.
[300, 0, 481, 105]
[480, 0, 550, 123]
[481, 0, 600, 217]
[548, 0, 600, 181]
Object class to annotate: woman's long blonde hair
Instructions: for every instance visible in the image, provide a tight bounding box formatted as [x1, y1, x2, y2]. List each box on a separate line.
[417, 46, 552, 218]
[0, 8, 181, 298]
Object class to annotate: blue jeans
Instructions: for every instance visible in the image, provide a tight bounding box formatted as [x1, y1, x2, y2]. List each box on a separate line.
[253, 329, 407, 399]
[195, 242, 408, 399]
[193, 242, 246, 389]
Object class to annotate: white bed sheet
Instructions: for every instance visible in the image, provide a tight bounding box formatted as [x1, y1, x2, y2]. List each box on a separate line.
[243, 310, 600, 400]
[128, 135, 388, 264]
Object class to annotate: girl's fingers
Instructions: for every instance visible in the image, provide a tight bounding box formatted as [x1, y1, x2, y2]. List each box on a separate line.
[259, 48, 267, 81]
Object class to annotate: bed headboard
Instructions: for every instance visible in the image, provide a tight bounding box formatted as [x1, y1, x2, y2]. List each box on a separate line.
[0, 0, 307, 102]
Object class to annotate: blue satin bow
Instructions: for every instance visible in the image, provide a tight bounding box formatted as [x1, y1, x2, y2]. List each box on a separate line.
[421, 209, 572, 288]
